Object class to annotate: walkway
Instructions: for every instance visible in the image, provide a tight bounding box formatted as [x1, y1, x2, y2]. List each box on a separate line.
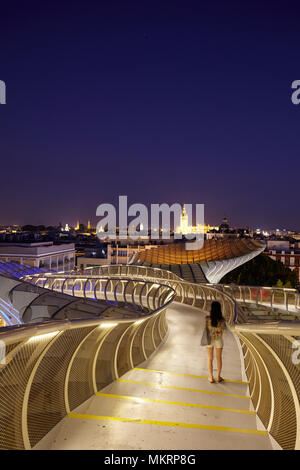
[34, 304, 273, 450]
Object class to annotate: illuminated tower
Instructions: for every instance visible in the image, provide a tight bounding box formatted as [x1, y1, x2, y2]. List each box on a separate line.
[87, 220, 91, 230]
[75, 221, 79, 231]
[180, 205, 189, 234]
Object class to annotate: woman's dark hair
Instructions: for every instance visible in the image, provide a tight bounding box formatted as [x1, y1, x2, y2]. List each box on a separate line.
[210, 301, 224, 327]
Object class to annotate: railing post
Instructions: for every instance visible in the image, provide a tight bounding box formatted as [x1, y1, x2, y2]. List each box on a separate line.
[270, 290, 274, 309]
[21, 332, 62, 450]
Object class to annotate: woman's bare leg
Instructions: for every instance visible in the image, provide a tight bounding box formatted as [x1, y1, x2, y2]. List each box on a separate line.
[207, 346, 214, 382]
[216, 347, 223, 381]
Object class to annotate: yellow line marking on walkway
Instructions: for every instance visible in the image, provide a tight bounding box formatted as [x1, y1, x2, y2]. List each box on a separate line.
[96, 392, 255, 414]
[117, 379, 250, 399]
[68, 413, 267, 436]
[134, 368, 248, 385]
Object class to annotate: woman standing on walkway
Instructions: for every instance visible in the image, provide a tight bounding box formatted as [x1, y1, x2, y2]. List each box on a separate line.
[206, 301, 226, 384]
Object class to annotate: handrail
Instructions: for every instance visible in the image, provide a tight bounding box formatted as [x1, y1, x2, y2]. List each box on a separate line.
[0, 311, 169, 449]
[232, 322, 300, 336]
[0, 274, 176, 449]
[0, 273, 176, 326]
[232, 322, 300, 450]
[2, 264, 299, 450]
[215, 283, 300, 313]
[25, 265, 300, 317]
[22, 270, 239, 325]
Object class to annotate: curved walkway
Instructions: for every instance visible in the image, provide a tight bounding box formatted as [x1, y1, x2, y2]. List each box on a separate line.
[34, 304, 273, 450]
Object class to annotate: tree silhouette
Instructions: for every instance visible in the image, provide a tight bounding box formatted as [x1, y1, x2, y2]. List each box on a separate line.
[220, 254, 298, 287]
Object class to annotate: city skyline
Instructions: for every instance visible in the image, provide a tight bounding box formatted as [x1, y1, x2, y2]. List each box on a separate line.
[1, 214, 300, 234]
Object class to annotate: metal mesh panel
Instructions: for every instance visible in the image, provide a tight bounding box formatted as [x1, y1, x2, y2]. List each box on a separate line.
[243, 350, 250, 373]
[184, 285, 194, 306]
[95, 324, 128, 391]
[2, 341, 23, 358]
[260, 335, 300, 407]
[0, 337, 50, 449]
[131, 320, 148, 366]
[152, 315, 161, 347]
[143, 316, 156, 356]
[251, 362, 260, 408]
[257, 334, 298, 450]
[27, 327, 94, 447]
[67, 326, 101, 411]
[248, 358, 260, 409]
[194, 296, 205, 310]
[240, 333, 296, 450]
[246, 356, 254, 392]
[239, 334, 272, 428]
[253, 350, 270, 422]
[9, 264, 298, 452]
[0, 269, 176, 449]
[158, 310, 167, 340]
[116, 325, 133, 377]
[161, 310, 168, 338]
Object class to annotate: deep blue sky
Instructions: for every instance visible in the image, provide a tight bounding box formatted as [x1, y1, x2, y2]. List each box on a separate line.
[0, 1, 299, 230]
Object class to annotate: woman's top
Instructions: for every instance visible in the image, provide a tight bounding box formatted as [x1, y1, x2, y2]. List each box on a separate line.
[205, 316, 226, 342]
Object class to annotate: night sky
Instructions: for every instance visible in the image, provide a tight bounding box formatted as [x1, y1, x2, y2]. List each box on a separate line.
[0, 1, 299, 230]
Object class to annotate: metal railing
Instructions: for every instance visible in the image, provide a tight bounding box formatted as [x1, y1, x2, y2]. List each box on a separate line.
[83, 264, 183, 281]
[19, 276, 176, 317]
[1, 264, 299, 450]
[23, 267, 239, 325]
[78, 265, 300, 316]
[233, 323, 300, 450]
[27, 264, 300, 315]
[0, 274, 176, 449]
[216, 284, 300, 314]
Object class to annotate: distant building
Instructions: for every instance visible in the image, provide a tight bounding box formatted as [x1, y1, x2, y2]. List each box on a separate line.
[130, 238, 265, 284]
[77, 243, 146, 270]
[264, 241, 300, 282]
[219, 217, 229, 232]
[0, 241, 75, 272]
[266, 240, 290, 251]
[175, 205, 219, 236]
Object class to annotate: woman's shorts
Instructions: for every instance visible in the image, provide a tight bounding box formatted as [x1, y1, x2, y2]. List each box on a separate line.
[207, 338, 224, 349]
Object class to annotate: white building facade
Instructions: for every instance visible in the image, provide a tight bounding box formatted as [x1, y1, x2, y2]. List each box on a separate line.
[0, 242, 75, 272]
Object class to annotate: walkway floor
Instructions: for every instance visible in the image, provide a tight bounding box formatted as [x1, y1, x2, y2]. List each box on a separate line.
[35, 303, 273, 450]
